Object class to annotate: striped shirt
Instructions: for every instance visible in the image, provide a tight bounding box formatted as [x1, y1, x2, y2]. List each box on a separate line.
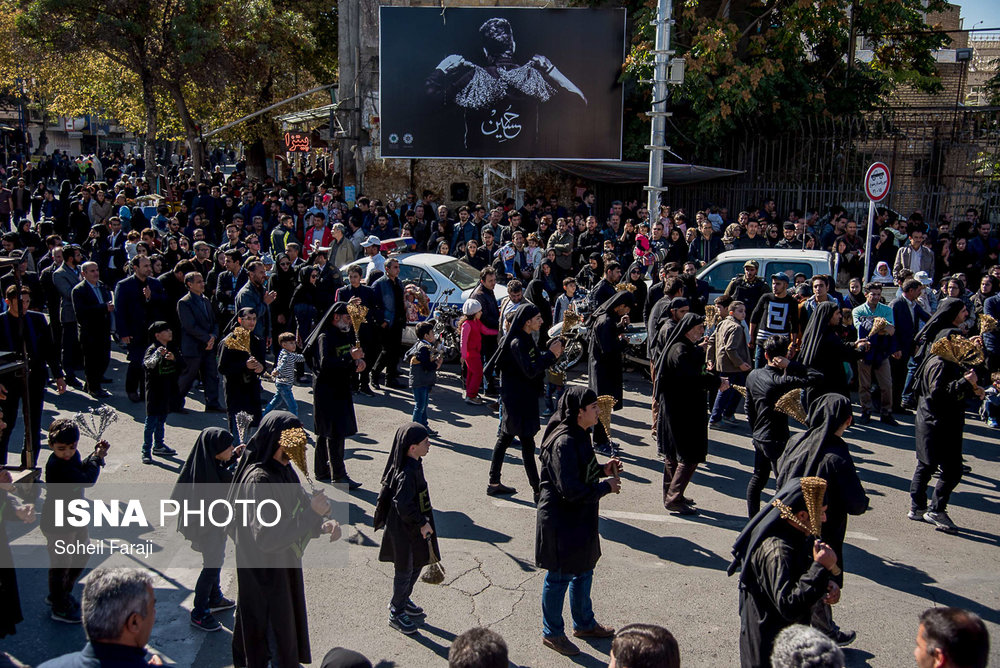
[272, 349, 305, 386]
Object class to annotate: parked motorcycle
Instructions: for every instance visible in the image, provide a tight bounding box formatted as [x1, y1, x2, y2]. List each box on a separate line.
[546, 297, 591, 373]
[431, 289, 461, 363]
[622, 324, 651, 378]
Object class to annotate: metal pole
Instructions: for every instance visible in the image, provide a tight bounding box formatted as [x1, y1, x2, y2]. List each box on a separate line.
[645, 0, 673, 218]
[863, 199, 875, 281]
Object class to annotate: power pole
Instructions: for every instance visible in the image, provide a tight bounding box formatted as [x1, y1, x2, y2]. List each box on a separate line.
[644, 0, 675, 217]
[338, 0, 361, 189]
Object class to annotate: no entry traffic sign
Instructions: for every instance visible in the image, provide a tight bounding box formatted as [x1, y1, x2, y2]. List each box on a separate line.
[864, 162, 891, 202]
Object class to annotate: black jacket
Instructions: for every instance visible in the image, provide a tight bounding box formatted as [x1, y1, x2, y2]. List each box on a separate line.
[745, 362, 822, 455]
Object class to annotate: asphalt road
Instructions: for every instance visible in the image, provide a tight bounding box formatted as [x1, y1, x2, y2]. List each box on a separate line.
[2, 350, 998, 667]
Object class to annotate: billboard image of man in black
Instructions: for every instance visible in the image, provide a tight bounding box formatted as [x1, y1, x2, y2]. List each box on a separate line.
[427, 17, 587, 152]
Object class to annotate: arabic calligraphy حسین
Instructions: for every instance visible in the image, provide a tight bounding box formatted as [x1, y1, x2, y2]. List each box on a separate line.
[480, 106, 522, 143]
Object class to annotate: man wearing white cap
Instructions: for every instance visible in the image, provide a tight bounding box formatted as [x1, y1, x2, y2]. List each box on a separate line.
[362, 236, 385, 284]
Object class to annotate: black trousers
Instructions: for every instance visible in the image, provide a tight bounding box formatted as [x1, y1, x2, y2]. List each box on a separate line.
[124, 339, 147, 396]
[374, 324, 403, 381]
[746, 444, 779, 518]
[80, 333, 110, 391]
[889, 355, 910, 411]
[910, 457, 963, 513]
[390, 550, 421, 613]
[315, 434, 347, 480]
[60, 323, 81, 380]
[489, 430, 540, 493]
[0, 375, 45, 468]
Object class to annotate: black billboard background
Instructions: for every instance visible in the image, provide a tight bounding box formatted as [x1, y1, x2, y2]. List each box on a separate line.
[379, 7, 625, 161]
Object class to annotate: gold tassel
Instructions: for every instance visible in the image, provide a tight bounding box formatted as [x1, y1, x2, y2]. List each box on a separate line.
[704, 305, 719, 329]
[980, 313, 997, 334]
[224, 326, 251, 353]
[775, 388, 808, 425]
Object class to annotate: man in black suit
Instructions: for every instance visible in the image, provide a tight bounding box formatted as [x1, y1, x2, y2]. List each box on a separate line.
[114, 255, 168, 402]
[0, 250, 42, 311]
[890, 278, 931, 412]
[0, 285, 66, 467]
[102, 217, 128, 285]
[176, 271, 225, 412]
[71, 261, 114, 398]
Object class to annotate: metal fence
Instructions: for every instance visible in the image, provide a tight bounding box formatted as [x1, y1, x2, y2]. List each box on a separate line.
[657, 107, 1000, 224]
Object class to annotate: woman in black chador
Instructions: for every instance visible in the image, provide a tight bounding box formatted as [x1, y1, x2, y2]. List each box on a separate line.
[228, 411, 341, 668]
[587, 291, 633, 453]
[171, 427, 240, 631]
[374, 423, 438, 636]
[796, 301, 869, 409]
[655, 312, 726, 515]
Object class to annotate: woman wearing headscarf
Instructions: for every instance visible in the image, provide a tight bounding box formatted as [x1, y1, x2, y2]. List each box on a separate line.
[575, 253, 603, 292]
[730, 477, 841, 668]
[462, 239, 488, 271]
[587, 291, 634, 455]
[909, 305, 982, 534]
[228, 411, 341, 668]
[373, 423, 437, 635]
[664, 227, 688, 264]
[533, 258, 559, 299]
[171, 427, 241, 631]
[910, 297, 967, 365]
[535, 387, 622, 657]
[777, 395, 869, 646]
[625, 261, 648, 322]
[524, 278, 553, 335]
[655, 312, 726, 515]
[796, 301, 870, 409]
[484, 304, 564, 502]
[291, 265, 320, 343]
[268, 253, 298, 356]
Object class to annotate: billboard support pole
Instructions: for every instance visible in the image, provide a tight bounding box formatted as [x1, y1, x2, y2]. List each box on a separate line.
[644, 0, 673, 216]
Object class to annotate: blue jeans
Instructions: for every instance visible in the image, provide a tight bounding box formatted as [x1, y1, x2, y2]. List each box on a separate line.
[411, 386, 430, 426]
[263, 383, 298, 416]
[142, 414, 166, 454]
[542, 569, 596, 638]
[901, 356, 920, 404]
[544, 383, 565, 413]
[710, 371, 747, 422]
[753, 342, 767, 369]
[192, 533, 226, 617]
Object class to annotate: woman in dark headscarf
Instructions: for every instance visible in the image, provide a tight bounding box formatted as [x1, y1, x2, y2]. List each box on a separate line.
[291, 265, 321, 344]
[797, 301, 869, 408]
[172, 428, 240, 631]
[462, 238, 488, 270]
[533, 258, 559, 299]
[664, 226, 688, 264]
[484, 304, 562, 502]
[524, 278, 553, 335]
[373, 423, 436, 635]
[535, 387, 621, 654]
[228, 411, 340, 668]
[575, 253, 603, 291]
[911, 297, 966, 363]
[587, 291, 634, 453]
[776, 395, 869, 644]
[655, 312, 724, 515]
[268, 252, 298, 355]
[625, 261, 648, 322]
[730, 478, 840, 668]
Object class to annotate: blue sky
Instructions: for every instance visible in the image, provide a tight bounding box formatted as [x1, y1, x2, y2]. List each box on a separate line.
[955, 0, 1000, 31]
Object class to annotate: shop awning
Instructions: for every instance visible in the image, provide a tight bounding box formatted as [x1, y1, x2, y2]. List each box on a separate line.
[543, 160, 743, 185]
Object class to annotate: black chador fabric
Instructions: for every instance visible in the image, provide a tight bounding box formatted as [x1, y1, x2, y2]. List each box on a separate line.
[218, 328, 266, 417]
[626, 261, 648, 322]
[648, 297, 689, 363]
[376, 423, 438, 570]
[171, 427, 235, 550]
[796, 301, 858, 407]
[524, 279, 552, 335]
[588, 291, 634, 406]
[313, 324, 359, 440]
[913, 335, 977, 470]
[654, 313, 721, 463]
[730, 479, 833, 668]
[0, 490, 25, 638]
[486, 304, 556, 438]
[535, 387, 612, 575]
[228, 412, 325, 668]
[912, 298, 966, 362]
[777, 395, 869, 583]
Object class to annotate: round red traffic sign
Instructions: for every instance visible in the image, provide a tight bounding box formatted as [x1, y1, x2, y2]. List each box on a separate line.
[864, 162, 891, 202]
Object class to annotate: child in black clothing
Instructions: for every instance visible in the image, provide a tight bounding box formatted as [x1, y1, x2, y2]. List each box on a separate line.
[375, 423, 437, 636]
[142, 320, 182, 464]
[42, 418, 109, 623]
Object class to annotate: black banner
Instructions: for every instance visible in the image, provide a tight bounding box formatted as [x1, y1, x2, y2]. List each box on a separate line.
[379, 7, 625, 161]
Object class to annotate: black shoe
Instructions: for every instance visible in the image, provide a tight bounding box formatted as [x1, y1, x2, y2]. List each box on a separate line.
[65, 376, 83, 388]
[51, 605, 82, 624]
[357, 385, 375, 397]
[486, 483, 517, 496]
[332, 476, 362, 491]
[388, 611, 418, 635]
[151, 445, 177, 456]
[403, 599, 424, 617]
[205, 405, 227, 413]
[858, 410, 871, 425]
[880, 413, 898, 426]
[190, 613, 222, 632]
[128, 391, 142, 403]
[425, 428, 439, 437]
[141, 453, 153, 465]
[173, 407, 190, 415]
[826, 628, 857, 647]
[665, 501, 698, 515]
[315, 475, 332, 483]
[208, 595, 236, 612]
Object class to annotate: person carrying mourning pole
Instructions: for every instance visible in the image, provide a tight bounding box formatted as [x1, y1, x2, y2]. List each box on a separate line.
[777, 395, 869, 647]
[796, 301, 869, 410]
[655, 312, 727, 515]
[373, 423, 438, 636]
[730, 477, 842, 668]
[587, 291, 634, 456]
[171, 427, 239, 632]
[218, 308, 266, 435]
[484, 304, 563, 504]
[335, 263, 379, 395]
[908, 301, 982, 534]
[228, 411, 341, 668]
[745, 335, 823, 517]
[536, 387, 621, 657]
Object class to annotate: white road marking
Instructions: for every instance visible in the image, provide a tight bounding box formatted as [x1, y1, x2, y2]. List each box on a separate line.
[845, 531, 879, 541]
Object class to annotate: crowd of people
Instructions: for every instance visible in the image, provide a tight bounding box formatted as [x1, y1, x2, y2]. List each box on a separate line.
[0, 148, 994, 667]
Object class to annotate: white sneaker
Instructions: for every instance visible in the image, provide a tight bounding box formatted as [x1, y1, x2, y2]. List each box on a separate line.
[923, 510, 959, 534]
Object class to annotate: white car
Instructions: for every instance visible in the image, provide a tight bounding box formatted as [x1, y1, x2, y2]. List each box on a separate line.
[340, 252, 508, 307]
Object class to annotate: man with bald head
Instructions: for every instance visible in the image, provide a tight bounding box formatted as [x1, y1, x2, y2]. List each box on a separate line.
[71, 261, 115, 397]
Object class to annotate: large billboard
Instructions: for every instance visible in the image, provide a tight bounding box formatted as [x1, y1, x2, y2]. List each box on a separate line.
[379, 6, 626, 161]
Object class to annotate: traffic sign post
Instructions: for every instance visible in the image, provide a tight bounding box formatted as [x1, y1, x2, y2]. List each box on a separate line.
[862, 162, 891, 282]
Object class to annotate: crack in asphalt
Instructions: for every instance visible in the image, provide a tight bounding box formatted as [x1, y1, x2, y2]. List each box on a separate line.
[444, 550, 542, 627]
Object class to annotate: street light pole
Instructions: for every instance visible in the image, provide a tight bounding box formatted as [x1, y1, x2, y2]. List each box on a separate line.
[644, 0, 674, 218]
